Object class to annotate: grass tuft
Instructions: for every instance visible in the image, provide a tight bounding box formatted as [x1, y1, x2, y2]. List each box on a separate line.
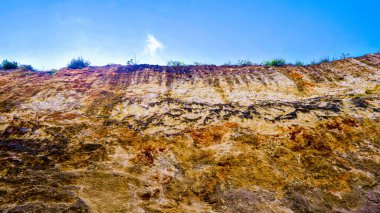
[67, 57, 90, 69]
[263, 59, 286, 67]
[167, 60, 186, 66]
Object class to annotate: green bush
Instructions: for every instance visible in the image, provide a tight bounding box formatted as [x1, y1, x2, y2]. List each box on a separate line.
[263, 59, 286, 66]
[167, 60, 186, 66]
[67, 57, 90, 69]
[294, 61, 304, 66]
[1, 60, 18, 70]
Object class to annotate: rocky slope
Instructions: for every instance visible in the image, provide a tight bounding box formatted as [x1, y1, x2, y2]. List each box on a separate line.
[0, 54, 380, 212]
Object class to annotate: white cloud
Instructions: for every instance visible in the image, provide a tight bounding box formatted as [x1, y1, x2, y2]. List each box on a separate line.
[144, 34, 164, 57]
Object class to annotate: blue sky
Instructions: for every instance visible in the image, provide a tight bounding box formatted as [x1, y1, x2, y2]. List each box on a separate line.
[0, 0, 379, 69]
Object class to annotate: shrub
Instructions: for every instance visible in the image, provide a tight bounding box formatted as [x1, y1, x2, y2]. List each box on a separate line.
[20, 64, 35, 71]
[309, 60, 317, 65]
[222, 61, 233, 66]
[46, 69, 57, 75]
[294, 61, 304, 66]
[319, 57, 330, 63]
[67, 57, 90, 69]
[340, 53, 350, 59]
[127, 57, 139, 65]
[263, 59, 286, 66]
[1, 60, 18, 70]
[193, 62, 214, 66]
[167, 60, 186, 66]
[237, 59, 253, 66]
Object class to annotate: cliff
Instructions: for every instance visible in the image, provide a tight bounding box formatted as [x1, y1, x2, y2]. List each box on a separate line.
[0, 54, 379, 212]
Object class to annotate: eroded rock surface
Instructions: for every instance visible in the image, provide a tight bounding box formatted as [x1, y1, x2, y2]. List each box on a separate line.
[1, 54, 380, 212]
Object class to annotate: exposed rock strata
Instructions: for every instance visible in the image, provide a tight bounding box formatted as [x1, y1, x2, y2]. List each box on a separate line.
[0, 54, 380, 212]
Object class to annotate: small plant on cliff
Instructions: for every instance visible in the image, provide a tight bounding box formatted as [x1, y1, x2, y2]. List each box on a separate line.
[127, 55, 139, 65]
[263, 59, 286, 66]
[237, 59, 253, 66]
[294, 61, 304, 66]
[167, 60, 186, 66]
[318, 57, 330, 63]
[1, 60, 18, 70]
[340, 53, 350, 59]
[67, 57, 90, 69]
[127, 58, 139, 65]
[222, 61, 233, 66]
[193, 62, 204, 66]
[20, 64, 36, 71]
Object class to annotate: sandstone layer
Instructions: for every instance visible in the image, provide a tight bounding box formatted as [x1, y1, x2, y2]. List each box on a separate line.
[0, 54, 380, 212]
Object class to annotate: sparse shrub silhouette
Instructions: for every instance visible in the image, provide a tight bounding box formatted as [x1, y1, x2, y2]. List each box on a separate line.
[319, 57, 330, 63]
[127, 58, 139, 65]
[222, 61, 233, 66]
[47, 70, 57, 75]
[67, 57, 90, 69]
[1, 60, 18, 70]
[167, 60, 186, 66]
[340, 53, 350, 59]
[263, 59, 286, 66]
[294, 61, 304, 66]
[20, 64, 35, 71]
[310, 60, 317, 65]
[237, 59, 253, 66]
[193, 62, 214, 66]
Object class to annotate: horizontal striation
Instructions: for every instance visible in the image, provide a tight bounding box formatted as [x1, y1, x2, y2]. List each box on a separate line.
[0, 54, 380, 212]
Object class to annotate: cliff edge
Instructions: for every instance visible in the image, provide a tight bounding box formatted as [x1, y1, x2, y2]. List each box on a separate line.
[1, 54, 380, 212]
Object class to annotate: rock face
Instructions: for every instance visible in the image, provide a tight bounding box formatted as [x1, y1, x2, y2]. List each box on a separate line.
[0, 54, 380, 212]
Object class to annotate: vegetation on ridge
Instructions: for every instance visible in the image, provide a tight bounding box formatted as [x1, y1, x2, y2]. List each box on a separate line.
[237, 59, 253, 66]
[20, 64, 36, 71]
[167, 60, 186, 66]
[67, 57, 90, 69]
[1, 60, 18, 70]
[263, 59, 286, 66]
[0, 52, 371, 71]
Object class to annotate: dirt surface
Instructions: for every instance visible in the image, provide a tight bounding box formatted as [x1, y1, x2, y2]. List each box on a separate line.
[1, 54, 380, 212]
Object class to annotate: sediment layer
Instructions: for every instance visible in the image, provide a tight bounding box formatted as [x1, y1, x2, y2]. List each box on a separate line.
[0, 54, 380, 212]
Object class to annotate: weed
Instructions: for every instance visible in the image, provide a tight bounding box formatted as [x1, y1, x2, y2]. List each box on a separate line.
[67, 57, 90, 69]
[222, 61, 233, 66]
[340, 53, 350, 59]
[167, 60, 186, 66]
[47, 70, 56, 75]
[127, 55, 139, 65]
[20, 64, 36, 71]
[263, 59, 286, 66]
[319, 57, 330, 63]
[193, 62, 204, 66]
[237, 59, 253, 66]
[294, 61, 304, 66]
